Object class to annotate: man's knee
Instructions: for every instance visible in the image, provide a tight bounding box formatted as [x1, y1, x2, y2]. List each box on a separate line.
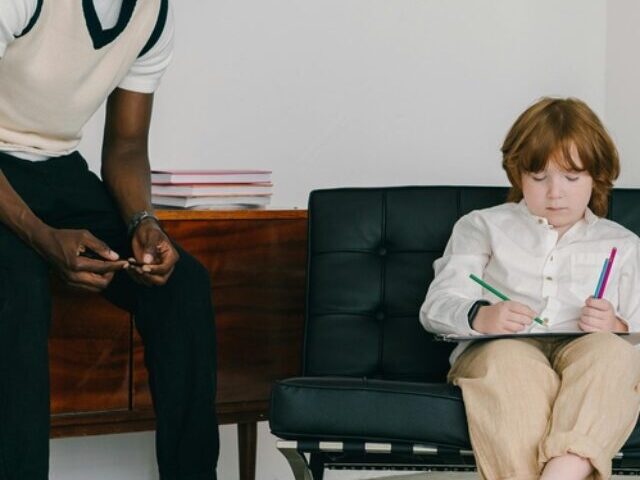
[169, 250, 212, 296]
[3, 251, 50, 310]
[0, 258, 51, 351]
[141, 250, 214, 336]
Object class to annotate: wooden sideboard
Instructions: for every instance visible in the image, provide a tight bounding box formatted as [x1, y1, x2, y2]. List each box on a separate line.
[49, 209, 308, 480]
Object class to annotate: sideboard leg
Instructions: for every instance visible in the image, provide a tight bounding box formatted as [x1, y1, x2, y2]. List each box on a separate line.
[238, 421, 257, 480]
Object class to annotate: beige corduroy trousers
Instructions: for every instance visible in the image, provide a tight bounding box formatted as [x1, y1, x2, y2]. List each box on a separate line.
[448, 332, 640, 480]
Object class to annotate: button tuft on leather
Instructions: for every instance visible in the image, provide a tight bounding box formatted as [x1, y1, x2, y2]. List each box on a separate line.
[375, 311, 385, 321]
[377, 246, 387, 256]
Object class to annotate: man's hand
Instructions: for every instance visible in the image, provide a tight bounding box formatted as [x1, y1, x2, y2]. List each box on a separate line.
[128, 219, 179, 286]
[36, 227, 128, 292]
[472, 301, 536, 334]
[579, 297, 628, 333]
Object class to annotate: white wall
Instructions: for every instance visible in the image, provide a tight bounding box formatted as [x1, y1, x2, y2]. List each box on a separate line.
[606, 0, 640, 186]
[80, 0, 607, 208]
[59, 0, 620, 479]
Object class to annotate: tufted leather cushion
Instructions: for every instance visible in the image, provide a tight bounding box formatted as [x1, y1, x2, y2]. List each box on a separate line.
[270, 377, 469, 447]
[271, 186, 640, 451]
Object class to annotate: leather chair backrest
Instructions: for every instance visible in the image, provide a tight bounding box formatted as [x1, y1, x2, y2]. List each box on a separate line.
[303, 186, 640, 383]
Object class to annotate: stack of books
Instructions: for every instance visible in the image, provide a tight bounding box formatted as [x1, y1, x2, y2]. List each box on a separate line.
[150, 170, 272, 209]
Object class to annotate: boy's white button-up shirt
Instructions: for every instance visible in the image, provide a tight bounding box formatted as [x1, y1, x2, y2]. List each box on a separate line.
[420, 200, 640, 364]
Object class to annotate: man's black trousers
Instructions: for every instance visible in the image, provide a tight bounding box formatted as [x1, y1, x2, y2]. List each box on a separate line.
[0, 152, 219, 479]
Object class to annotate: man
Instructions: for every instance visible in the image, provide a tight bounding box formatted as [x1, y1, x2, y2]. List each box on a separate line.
[0, 1, 219, 478]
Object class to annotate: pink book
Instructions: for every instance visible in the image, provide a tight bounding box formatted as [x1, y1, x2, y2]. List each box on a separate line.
[151, 170, 272, 185]
[151, 183, 272, 196]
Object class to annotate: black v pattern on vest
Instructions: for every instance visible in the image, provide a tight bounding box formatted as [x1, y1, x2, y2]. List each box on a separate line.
[139, 0, 168, 57]
[15, 0, 43, 38]
[82, 0, 138, 49]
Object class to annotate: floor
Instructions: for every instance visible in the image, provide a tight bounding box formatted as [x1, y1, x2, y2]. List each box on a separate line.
[324, 472, 638, 479]
[325, 474, 475, 480]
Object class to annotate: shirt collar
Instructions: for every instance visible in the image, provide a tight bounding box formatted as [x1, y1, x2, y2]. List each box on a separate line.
[516, 199, 599, 229]
[583, 207, 598, 225]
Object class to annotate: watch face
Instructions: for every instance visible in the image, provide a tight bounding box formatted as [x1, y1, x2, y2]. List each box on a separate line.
[134, 211, 150, 222]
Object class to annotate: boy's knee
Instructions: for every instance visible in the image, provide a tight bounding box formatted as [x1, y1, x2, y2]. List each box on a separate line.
[582, 331, 635, 354]
[476, 339, 539, 362]
[458, 339, 547, 377]
[598, 332, 639, 366]
[567, 332, 640, 371]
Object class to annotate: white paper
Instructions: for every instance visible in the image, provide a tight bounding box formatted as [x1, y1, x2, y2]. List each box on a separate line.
[436, 331, 640, 345]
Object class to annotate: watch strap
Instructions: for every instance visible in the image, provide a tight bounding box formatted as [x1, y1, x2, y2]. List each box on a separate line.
[127, 210, 160, 236]
[468, 300, 491, 329]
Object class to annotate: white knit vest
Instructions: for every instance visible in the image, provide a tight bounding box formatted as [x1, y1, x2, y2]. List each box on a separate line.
[0, 0, 162, 157]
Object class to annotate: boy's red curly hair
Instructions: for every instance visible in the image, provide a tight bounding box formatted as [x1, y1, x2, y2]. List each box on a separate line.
[502, 97, 619, 217]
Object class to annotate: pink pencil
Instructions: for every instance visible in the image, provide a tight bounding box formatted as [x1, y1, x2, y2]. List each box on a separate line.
[596, 247, 618, 299]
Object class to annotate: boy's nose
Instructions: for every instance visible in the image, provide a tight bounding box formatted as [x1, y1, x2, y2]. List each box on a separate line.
[547, 179, 564, 198]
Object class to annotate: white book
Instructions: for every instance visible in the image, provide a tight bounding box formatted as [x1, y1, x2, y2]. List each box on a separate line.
[151, 169, 272, 184]
[151, 183, 272, 196]
[436, 331, 640, 345]
[152, 194, 271, 208]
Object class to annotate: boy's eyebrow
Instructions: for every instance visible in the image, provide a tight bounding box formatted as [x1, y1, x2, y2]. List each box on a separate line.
[526, 167, 584, 175]
[562, 167, 586, 173]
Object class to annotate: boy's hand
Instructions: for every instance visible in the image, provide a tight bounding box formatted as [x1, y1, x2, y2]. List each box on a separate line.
[579, 297, 628, 333]
[472, 301, 536, 334]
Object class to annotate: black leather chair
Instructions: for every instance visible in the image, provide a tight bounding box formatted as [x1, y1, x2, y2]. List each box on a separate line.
[270, 186, 640, 479]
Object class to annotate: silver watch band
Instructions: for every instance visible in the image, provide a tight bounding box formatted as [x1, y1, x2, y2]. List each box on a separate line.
[127, 210, 160, 236]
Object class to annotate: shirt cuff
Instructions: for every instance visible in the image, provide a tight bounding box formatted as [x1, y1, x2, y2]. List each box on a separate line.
[117, 76, 161, 94]
[454, 298, 483, 335]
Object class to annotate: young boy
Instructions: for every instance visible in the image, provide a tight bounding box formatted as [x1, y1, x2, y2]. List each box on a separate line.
[420, 97, 640, 480]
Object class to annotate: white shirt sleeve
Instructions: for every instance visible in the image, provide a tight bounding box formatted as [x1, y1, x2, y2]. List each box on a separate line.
[419, 211, 492, 336]
[615, 237, 640, 332]
[0, 0, 37, 57]
[117, 2, 175, 93]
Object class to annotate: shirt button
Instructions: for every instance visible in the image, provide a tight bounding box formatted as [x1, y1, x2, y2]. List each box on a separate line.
[545, 276, 553, 281]
[538, 219, 544, 224]
[549, 255, 554, 261]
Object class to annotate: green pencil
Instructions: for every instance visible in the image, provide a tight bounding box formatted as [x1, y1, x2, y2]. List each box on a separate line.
[469, 274, 548, 327]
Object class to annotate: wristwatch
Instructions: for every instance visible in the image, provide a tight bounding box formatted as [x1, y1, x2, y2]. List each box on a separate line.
[467, 300, 491, 329]
[127, 210, 160, 236]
